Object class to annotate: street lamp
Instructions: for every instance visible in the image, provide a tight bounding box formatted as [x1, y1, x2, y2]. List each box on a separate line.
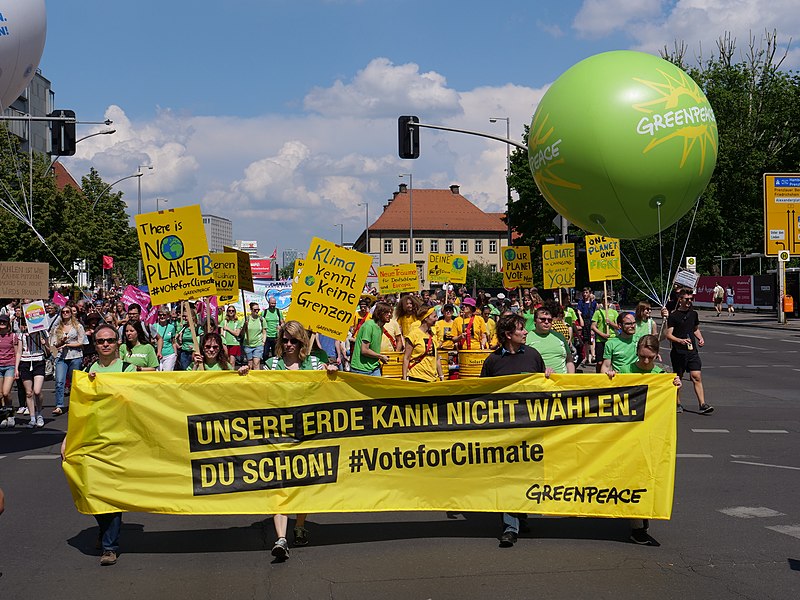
[399, 173, 413, 263]
[334, 223, 344, 246]
[156, 197, 168, 212]
[137, 165, 153, 284]
[358, 202, 369, 253]
[489, 117, 512, 245]
[45, 128, 116, 176]
[91, 172, 143, 210]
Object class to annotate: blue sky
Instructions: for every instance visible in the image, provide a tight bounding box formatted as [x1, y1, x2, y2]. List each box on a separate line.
[39, 0, 799, 260]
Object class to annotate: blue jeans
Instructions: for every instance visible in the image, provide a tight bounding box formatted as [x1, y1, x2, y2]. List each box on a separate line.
[503, 512, 527, 534]
[351, 367, 381, 376]
[55, 357, 83, 408]
[177, 349, 194, 371]
[95, 512, 122, 553]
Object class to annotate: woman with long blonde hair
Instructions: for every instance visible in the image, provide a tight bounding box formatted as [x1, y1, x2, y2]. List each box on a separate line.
[49, 306, 85, 416]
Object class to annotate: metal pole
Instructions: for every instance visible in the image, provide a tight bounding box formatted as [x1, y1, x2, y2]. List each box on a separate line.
[778, 260, 786, 325]
[409, 175, 413, 264]
[365, 203, 369, 253]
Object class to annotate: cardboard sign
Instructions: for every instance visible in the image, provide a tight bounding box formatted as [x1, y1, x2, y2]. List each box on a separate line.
[586, 235, 621, 282]
[542, 243, 575, 289]
[501, 247, 533, 288]
[0, 262, 49, 299]
[287, 237, 371, 340]
[22, 300, 47, 333]
[223, 246, 255, 292]
[211, 252, 239, 298]
[136, 205, 215, 304]
[378, 264, 420, 294]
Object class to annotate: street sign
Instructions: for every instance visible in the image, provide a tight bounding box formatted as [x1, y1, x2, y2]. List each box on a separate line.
[763, 173, 800, 256]
[778, 250, 791, 262]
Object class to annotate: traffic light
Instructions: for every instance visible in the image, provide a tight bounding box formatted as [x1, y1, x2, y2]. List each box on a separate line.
[49, 109, 76, 156]
[398, 115, 420, 159]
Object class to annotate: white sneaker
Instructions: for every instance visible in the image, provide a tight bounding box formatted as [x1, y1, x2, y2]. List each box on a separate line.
[26, 419, 36, 428]
[22, 406, 29, 415]
[2, 416, 15, 428]
[36, 415, 44, 428]
[16, 406, 26, 414]
[0, 418, 8, 429]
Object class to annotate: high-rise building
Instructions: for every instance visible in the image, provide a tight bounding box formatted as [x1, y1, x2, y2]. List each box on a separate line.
[235, 240, 259, 259]
[202, 214, 233, 252]
[282, 248, 299, 269]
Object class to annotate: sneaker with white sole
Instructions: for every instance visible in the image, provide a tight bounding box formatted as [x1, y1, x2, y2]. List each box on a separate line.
[3, 416, 15, 428]
[26, 419, 36, 428]
[17, 406, 27, 414]
[36, 415, 44, 428]
[271, 537, 289, 559]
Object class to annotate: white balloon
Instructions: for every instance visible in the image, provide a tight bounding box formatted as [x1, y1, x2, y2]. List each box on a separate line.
[0, 0, 47, 111]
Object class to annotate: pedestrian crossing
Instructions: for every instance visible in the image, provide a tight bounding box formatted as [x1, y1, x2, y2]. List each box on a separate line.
[720, 506, 800, 540]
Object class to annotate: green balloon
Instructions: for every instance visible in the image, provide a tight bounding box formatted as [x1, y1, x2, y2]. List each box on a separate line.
[528, 50, 718, 239]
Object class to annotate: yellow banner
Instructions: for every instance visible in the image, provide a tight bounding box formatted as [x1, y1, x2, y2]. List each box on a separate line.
[287, 237, 371, 340]
[378, 263, 419, 294]
[136, 205, 215, 304]
[211, 252, 239, 298]
[222, 246, 254, 292]
[586, 235, 622, 281]
[542, 243, 575, 289]
[502, 246, 533, 288]
[63, 371, 676, 519]
[428, 253, 453, 283]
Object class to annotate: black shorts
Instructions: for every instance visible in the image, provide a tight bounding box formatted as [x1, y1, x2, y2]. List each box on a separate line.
[19, 360, 46, 380]
[670, 350, 702, 375]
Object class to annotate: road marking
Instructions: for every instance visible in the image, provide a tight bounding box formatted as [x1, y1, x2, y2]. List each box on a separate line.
[748, 429, 789, 434]
[766, 525, 800, 539]
[745, 365, 770, 368]
[677, 453, 713, 458]
[734, 333, 765, 339]
[719, 506, 785, 519]
[731, 460, 800, 471]
[731, 454, 759, 458]
[0, 456, 6, 460]
[780, 339, 800, 344]
[692, 429, 730, 433]
[727, 343, 766, 350]
[19, 455, 61, 460]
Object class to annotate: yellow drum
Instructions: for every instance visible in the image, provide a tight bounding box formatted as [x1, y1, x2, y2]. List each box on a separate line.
[457, 349, 491, 378]
[380, 351, 405, 379]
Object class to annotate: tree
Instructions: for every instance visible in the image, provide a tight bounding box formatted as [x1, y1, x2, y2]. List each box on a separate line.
[279, 260, 297, 280]
[465, 261, 502, 289]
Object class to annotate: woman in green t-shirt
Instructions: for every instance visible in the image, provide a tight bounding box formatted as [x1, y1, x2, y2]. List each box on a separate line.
[192, 332, 249, 374]
[120, 322, 158, 372]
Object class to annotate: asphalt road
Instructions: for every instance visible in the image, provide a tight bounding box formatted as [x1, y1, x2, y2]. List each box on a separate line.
[1, 319, 799, 600]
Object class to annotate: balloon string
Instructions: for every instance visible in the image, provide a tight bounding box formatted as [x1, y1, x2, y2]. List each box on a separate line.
[657, 202, 664, 304]
[664, 213, 682, 306]
[626, 236, 662, 303]
[594, 220, 661, 306]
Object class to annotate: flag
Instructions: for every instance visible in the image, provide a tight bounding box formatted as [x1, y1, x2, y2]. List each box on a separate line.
[52, 291, 68, 307]
[268, 248, 277, 260]
[102, 255, 114, 270]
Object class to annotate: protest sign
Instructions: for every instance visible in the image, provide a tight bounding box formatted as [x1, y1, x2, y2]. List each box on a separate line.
[136, 205, 215, 305]
[22, 300, 47, 332]
[293, 259, 305, 281]
[64, 372, 676, 519]
[223, 246, 254, 292]
[378, 264, 419, 294]
[287, 237, 371, 340]
[0, 262, 49, 299]
[501, 247, 533, 288]
[427, 253, 452, 283]
[449, 255, 468, 284]
[211, 253, 239, 298]
[586, 235, 622, 282]
[542, 244, 575, 289]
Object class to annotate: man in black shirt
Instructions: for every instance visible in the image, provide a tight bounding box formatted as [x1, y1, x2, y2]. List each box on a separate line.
[480, 313, 546, 547]
[665, 288, 713, 415]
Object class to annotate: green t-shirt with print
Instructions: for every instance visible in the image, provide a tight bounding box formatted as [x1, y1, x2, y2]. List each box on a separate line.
[602, 335, 638, 371]
[120, 343, 159, 368]
[221, 318, 243, 346]
[89, 359, 137, 373]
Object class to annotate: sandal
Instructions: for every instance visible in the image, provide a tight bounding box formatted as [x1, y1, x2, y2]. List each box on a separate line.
[52, 407, 63, 416]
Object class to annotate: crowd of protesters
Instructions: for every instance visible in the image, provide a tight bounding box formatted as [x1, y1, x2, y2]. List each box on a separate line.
[1, 281, 711, 565]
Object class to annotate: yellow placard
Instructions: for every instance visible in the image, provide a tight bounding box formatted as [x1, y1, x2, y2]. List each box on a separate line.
[292, 259, 305, 281]
[210, 252, 239, 298]
[378, 263, 420, 294]
[136, 205, 215, 304]
[449, 254, 468, 284]
[223, 246, 254, 292]
[427, 253, 453, 283]
[286, 237, 371, 340]
[586, 235, 621, 281]
[542, 244, 575, 289]
[763, 174, 800, 256]
[501, 246, 533, 288]
[63, 371, 676, 518]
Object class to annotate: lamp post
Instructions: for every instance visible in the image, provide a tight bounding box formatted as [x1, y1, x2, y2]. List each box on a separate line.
[334, 223, 343, 246]
[137, 165, 153, 284]
[489, 117, 512, 245]
[156, 197, 167, 212]
[358, 202, 369, 253]
[91, 172, 143, 210]
[399, 173, 413, 263]
[45, 128, 116, 176]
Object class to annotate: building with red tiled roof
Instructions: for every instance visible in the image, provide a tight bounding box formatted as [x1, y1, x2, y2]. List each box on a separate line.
[52, 162, 81, 193]
[353, 184, 507, 286]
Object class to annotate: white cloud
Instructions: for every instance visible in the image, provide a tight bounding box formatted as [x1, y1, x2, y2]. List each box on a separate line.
[573, 0, 664, 38]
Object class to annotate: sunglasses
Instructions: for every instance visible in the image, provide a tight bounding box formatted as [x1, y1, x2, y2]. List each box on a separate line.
[95, 337, 117, 345]
[204, 344, 220, 350]
[281, 337, 299, 345]
[537, 317, 553, 322]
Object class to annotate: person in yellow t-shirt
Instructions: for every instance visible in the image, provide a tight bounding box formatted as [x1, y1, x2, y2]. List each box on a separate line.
[373, 303, 404, 353]
[434, 303, 457, 351]
[481, 304, 498, 349]
[402, 306, 444, 382]
[453, 297, 487, 350]
[394, 293, 421, 337]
